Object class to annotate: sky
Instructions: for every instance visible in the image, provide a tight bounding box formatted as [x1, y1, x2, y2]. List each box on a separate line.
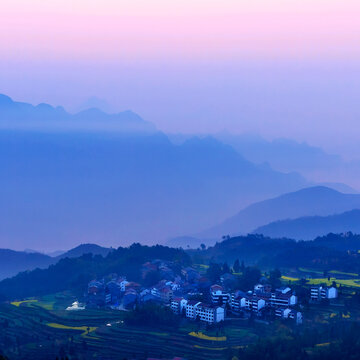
[1, 0, 360, 157]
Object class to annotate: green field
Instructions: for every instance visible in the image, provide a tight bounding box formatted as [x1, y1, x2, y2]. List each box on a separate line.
[281, 267, 360, 289]
[0, 293, 260, 360]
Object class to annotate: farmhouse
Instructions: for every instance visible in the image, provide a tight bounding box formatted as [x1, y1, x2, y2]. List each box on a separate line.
[184, 300, 224, 323]
[210, 284, 231, 305]
[171, 297, 188, 314]
[310, 286, 338, 301]
[275, 308, 303, 324]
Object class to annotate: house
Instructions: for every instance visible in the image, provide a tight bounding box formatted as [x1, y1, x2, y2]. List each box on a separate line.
[247, 295, 266, 313]
[88, 280, 104, 295]
[254, 285, 297, 307]
[269, 289, 297, 307]
[171, 297, 188, 315]
[105, 280, 122, 304]
[276, 308, 303, 324]
[66, 301, 85, 311]
[151, 280, 173, 303]
[210, 284, 231, 305]
[118, 277, 129, 292]
[185, 300, 199, 320]
[195, 303, 225, 323]
[125, 282, 141, 292]
[310, 286, 338, 301]
[254, 284, 272, 294]
[185, 301, 224, 323]
[160, 287, 173, 303]
[123, 289, 138, 309]
[230, 290, 248, 313]
[87, 280, 106, 307]
[141, 293, 163, 305]
[231, 285, 297, 314]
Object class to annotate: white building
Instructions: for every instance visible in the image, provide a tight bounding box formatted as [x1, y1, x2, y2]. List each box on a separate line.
[171, 297, 188, 314]
[254, 285, 297, 308]
[231, 285, 297, 314]
[210, 284, 231, 305]
[269, 289, 297, 307]
[310, 286, 338, 301]
[185, 300, 224, 323]
[119, 278, 129, 292]
[231, 292, 265, 314]
[275, 308, 303, 324]
[66, 301, 85, 311]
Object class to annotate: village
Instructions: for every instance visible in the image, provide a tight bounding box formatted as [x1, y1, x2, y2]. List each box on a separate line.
[85, 259, 339, 326]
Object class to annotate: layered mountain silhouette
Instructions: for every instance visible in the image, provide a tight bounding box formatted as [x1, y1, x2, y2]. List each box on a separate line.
[0, 127, 308, 251]
[0, 94, 156, 133]
[214, 133, 360, 191]
[197, 186, 360, 240]
[0, 244, 111, 280]
[5, 94, 360, 251]
[254, 209, 360, 240]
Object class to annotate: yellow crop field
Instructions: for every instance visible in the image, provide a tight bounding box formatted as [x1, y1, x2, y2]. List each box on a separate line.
[307, 278, 360, 288]
[46, 323, 97, 336]
[11, 299, 38, 307]
[189, 331, 227, 341]
[281, 276, 300, 281]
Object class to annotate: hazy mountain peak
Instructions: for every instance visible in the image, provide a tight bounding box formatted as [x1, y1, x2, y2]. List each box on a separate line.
[197, 185, 360, 240]
[254, 208, 360, 240]
[0, 94, 13, 105]
[0, 93, 156, 133]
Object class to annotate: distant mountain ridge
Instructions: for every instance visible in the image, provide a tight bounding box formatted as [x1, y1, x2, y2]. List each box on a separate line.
[169, 132, 360, 192]
[197, 186, 360, 240]
[254, 209, 360, 240]
[0, 127, 308, 250]
[0, 243, 111, 280]
[0, 94, 156, 133]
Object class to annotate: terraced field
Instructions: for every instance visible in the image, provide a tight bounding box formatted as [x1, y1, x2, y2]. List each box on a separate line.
[0, 295, 260, 360]
[281, 267, 360, 288]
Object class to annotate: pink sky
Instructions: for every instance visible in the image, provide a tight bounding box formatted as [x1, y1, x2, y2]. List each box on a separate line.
[1, 0, 360, 62]
[1, 0, 360, 157]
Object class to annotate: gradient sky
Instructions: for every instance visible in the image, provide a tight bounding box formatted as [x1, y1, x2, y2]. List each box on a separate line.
[1, 0, 360, 157]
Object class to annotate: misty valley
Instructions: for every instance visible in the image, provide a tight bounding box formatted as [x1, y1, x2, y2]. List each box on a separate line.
[1, 93, 360, 360]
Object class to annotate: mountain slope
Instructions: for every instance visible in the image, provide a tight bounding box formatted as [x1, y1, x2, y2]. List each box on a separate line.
[0, 243, 112, 280]
[57, 244, 112, 260]
[199, 186, 360, 239]
[0, 244, 191, 300]
[0, 250, 53, 281]
[195, 233, 360, 272]
[0, 126, 308, 251]
[254, 209, 360, 240]
[214, 133, 360, 191]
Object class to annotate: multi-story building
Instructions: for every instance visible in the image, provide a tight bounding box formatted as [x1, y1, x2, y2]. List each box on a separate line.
[171, 297, 188, 314]
[195, 303, 225, 323]
[275, 308, 303, 324]
[231, 285, 297, 314]
[269, 288, 297, 307]
[184, 300, 225, 323]
[160, 287, 173, 303]
[231, 290, 248, 313]
[151, 281, 174, 303]
[210, 285, 231, 305]
[310, 286, 338, 301]
[185, 300, 199, 320]
[254, 285, 297, 308]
